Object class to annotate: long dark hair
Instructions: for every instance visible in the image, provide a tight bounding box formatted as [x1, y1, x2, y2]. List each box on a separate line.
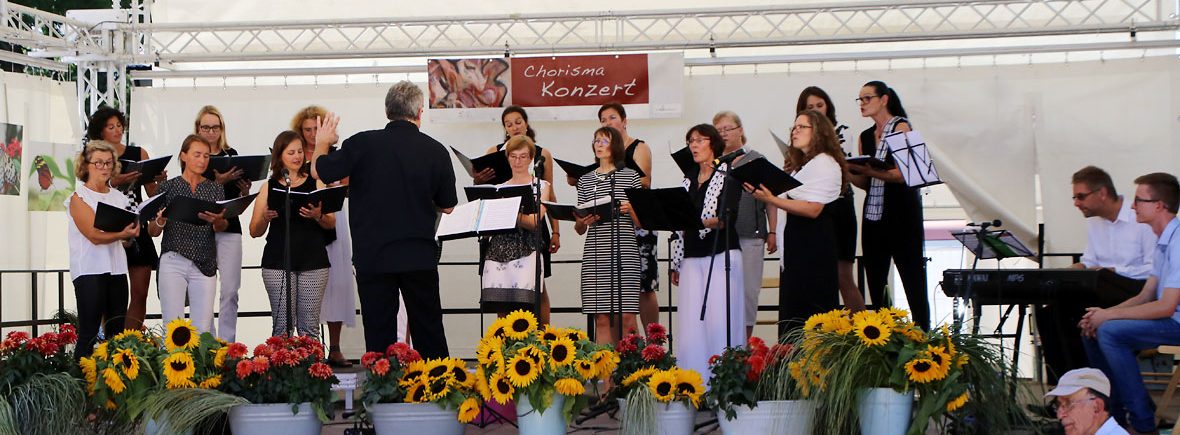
[863, 81, 908, 118]
[787, 110, 849, 191]
[501, 105, 536, 141]
[796, 86, 838, 124]
[269, 130, 309, 180]
[86, 106, 127, 141]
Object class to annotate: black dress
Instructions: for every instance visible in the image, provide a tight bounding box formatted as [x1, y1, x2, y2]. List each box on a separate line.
[624, 139, 659, 293]
[260, 178, 330, 271]
[858, 122, 929, 328]
[118, 144, 159, 268]
[779, 203, 840, 336]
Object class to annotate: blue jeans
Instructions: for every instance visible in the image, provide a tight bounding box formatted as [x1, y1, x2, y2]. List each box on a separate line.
[1082, 318, 1180, 432]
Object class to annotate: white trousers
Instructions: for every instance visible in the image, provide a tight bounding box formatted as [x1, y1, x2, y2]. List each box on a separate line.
[214, 232, 243, 341]
[674, 250, 746, 384]
[157, 251, 217, 333]
[739, 237, 765, 327]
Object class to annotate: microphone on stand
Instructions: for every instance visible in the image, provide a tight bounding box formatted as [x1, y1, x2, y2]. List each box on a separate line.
[713, 148, 746, 167]
[281, 167, 291, 184]
[967, 219, 1002, 231]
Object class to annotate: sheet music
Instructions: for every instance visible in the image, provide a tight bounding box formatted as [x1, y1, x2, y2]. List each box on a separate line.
[883, 130, 942, 188]
[476, 197, 522, 232]
[436, 200, 482, 239]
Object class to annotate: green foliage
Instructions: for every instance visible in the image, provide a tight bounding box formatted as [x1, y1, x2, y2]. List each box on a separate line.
[1, 373, 85, 434]
[218, 335, 338, 422]
[142, 388, 246, 434]
[706, 336, 796, 420]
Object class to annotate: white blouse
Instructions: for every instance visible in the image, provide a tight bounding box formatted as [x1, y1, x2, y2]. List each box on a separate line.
[65, 183, 131, 280]
[775, 153, 843, 268]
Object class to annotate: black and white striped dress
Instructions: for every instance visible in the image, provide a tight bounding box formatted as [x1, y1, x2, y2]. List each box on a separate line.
[577, 168, 642, 314]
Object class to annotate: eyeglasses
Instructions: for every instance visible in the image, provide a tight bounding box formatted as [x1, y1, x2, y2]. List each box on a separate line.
[198, 125, 223, 133]
[687, 137, 710, 144]
[592, 138, 610, 145]
[1134, 197, 1161, 204]
[855, 95, 881, 105]
[88, 160, 114, 169]
[791, 124, 813, 132]
[1071, 190, 1096, 201]
[1051, 397, 1096, 415]
[717, 126, 741, 134]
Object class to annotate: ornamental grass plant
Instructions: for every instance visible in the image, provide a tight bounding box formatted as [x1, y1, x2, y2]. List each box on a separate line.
[472, 309, 617, 423]
[359, 342, 482, 423]
[783, 308, 1031, 435]
[0, 324, 85, 435]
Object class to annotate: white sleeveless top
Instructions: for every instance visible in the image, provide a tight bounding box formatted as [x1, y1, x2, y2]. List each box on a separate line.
[65, 183, 131, 279]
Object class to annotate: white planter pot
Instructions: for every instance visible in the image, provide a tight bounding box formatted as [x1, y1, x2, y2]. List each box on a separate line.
[227, 403, 322, 435]
[368, 402, 463, 435]
[516, 392, 567, 435]
[655, 401, 697, 435]
[717, 400, 817, 435]
[857, 388, 914, 435]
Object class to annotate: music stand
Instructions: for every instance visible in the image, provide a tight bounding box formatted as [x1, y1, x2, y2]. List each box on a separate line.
[626, 187, 704, 350]
[882, 130, 943, 188]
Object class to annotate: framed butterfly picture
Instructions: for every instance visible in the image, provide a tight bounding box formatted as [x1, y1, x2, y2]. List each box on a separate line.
[25, 141, 76, 212]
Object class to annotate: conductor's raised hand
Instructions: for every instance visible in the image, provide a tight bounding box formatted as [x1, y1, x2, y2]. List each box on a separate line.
[316, 113, 340, 148]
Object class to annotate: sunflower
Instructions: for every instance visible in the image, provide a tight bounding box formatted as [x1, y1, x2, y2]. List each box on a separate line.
[405, 378, 429, 403]
[489, 371, 515, 404]
[853, 312, 892, 346]
[899, 325, 927, 343]
[622, 367, 659, 386]
[475, 367, 493, 402]
[79, 357, 98, 393]
[102, 367, 125, 394]
[647, 370, 677, 402]
[563, 328, 589, 342]
[426, 377, 451, 402]
[555, 378, 586, 396]
[113, 329, 144, 342]
[548, 337, 576, 368]
[591, 350, 619, 379]
[450, 363, 474, 388]
[425, 358, 451, 380]
[540, 324, 562, 342]
[476, 337, 501, 365]
[926, 345, 952, 373]
[165, 318, 199, 351]
[904, 358, 944, 384]
[673, 369, 705, 408]
[504, 310, 538, 339]
[520, 345, 545, 367]
[93, 342, 109, 360]
[573, 359, 598, 380]
[199, 375, 223, 389]
[486, 317, 510, 339]
[401, 360, 427, 386]
[112, 348, 139, 380]
[163, 352, 197, 389]
[458, 397, 480, 423]
[878, 307, 910, 321]
[213, 347, 228, 368]
[506, 354, 539, 387]
[946, 391, 969, 412]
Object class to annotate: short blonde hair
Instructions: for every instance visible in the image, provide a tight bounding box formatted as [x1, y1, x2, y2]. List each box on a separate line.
[76, 140, 121, 182]
[712, 110, 747, 145]
[193, 105, 230, 151]
[503, 135, 536, 159]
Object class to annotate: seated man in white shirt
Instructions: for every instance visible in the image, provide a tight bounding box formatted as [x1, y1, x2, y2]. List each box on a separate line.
[1038, 166, 1156, 384]
[1046, 368, 1129, 435]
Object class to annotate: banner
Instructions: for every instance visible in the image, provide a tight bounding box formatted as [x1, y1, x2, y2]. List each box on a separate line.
[427, 53, 682, 122]
[26, 141, 76, 212]
[1, 123, 22, 196]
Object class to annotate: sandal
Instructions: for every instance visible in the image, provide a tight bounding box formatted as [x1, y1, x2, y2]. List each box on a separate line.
[327, 346, 353, 368]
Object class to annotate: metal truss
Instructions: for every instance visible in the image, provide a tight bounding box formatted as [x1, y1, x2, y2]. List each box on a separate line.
[0, 2, 105, 57]
[133, 0, 1180, 64]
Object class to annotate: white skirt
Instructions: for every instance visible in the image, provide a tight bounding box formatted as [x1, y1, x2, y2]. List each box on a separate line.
[320, 201, 358, 326]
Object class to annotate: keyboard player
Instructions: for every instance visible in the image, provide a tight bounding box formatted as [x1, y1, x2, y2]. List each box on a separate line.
[1036, 166, 1155, 384]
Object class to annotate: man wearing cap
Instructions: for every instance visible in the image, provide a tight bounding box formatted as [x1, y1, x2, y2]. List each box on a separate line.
[1046, 368, 1129, 435]
[1080, 173, 1180, 434]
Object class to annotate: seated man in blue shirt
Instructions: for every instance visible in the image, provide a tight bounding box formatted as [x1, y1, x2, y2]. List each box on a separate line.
[1081, 172, 1180, 434]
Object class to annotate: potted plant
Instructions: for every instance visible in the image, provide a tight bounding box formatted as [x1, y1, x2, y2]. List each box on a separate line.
[78, 327, 166, 434]
[0, 324, 84, 435]
[705, 336, 813, 435]
[787, 308, 1027, 435]
[218, 334, 338, 435]
[473, 310, 616, 435]
[617, 366, 705, 435]
[142, 318, 246, 434]
[359, 342, 480, 435]
[610, 322, 677, 415]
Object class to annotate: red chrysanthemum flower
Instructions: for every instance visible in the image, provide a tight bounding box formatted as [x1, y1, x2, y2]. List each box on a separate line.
[252, 356, 270, 374]
[617, 335, 639, 354]
[236, 360, 253, 379]
[641, 344, 666, 362]
[271, 349, 297, 367]
[308, 362, 333, 379]
[253, 344, 273, 358]
[372, 358, 391, 376]
[56, 325, 77, 345]
[747, 354, 766, 382]
[361, 351, 383, 369]
[6, 331, 29, 344]
[645, 323, 667, 344]
[265, 336, 286, 348]
[227, 342, 249, 359]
